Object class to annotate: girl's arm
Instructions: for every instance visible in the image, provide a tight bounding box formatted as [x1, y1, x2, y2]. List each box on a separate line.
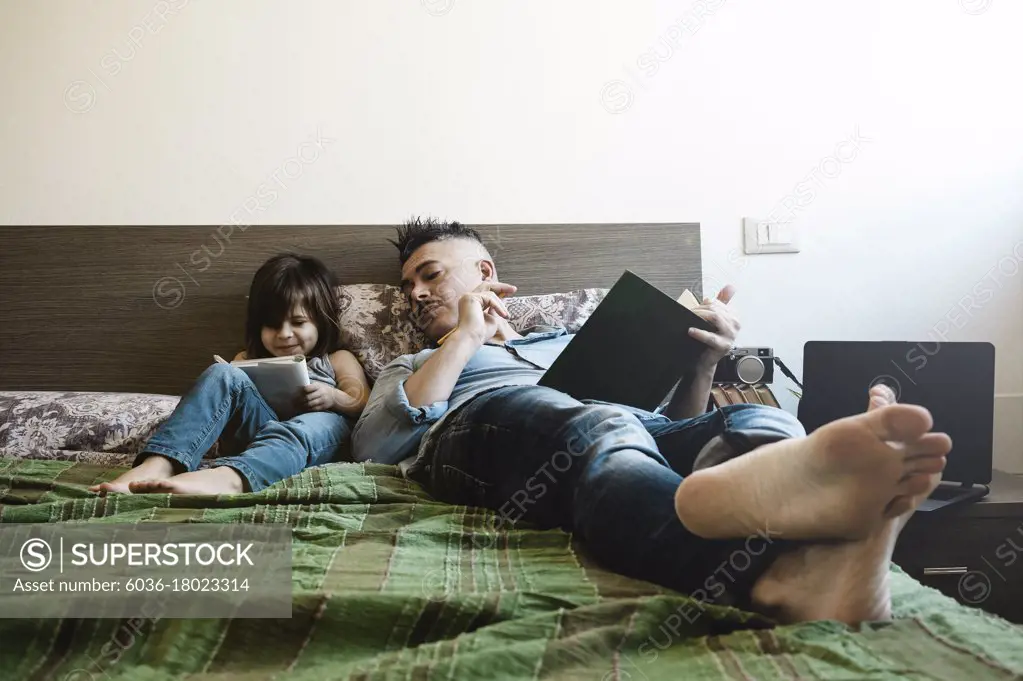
[232, 351, 248, 361]
[328, 349, 370, 417]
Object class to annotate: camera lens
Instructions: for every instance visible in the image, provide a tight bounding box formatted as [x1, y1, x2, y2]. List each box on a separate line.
[736, 356, 766, 384]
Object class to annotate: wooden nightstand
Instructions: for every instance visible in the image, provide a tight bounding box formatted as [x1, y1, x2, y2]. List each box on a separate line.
[893, 470, 1023, 624]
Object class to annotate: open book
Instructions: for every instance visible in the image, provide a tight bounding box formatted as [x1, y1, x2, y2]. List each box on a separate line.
[536, 271, 717, 411]
[214, 354, 310, 420]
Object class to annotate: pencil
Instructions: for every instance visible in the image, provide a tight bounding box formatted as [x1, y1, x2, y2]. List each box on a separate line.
[436, 329, 456, 346]
[435, 292, 507, 346]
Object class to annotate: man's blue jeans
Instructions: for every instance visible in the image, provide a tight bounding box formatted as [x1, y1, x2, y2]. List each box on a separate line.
[408, 385, 807, 605]
[138, 363, 353, 492]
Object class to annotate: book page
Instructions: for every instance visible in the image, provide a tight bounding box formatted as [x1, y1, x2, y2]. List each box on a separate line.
[676, 289, 701, 310]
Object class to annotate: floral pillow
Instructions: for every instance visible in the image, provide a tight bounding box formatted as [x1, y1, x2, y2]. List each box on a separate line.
[337, 284, 607, 382]
[0, 391, 219, 464]
[336, 284, 430, 384]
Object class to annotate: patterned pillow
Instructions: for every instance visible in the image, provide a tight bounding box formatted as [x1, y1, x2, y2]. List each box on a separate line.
[337, 284, 607, 382]
[0, 391, 220, 464]
[336, 285, 430, 384]
[505, 289, 607, 334]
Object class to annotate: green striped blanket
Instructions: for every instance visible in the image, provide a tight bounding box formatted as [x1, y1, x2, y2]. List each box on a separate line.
[2, 458, 1022, 681]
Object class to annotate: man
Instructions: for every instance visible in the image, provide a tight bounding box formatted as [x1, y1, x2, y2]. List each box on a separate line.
[353, 218, 951, 623]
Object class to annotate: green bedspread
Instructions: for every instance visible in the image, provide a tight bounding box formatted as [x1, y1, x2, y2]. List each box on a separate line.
[2, 458, 1022, 681]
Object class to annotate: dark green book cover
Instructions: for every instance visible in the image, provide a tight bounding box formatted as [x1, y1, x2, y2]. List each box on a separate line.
[538, 270, 716, 411]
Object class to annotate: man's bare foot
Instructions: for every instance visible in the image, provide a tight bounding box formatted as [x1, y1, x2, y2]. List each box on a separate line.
[89, 455, 177, 495]
[857, 384, 945, 518]
[127, 467, 246, 495]
[748, 492, 937, 624]
[675, 386, 951, 541]
[745, 385, 944, 625]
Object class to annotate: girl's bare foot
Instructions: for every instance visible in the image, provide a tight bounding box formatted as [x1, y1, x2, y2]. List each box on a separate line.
[89, 455, 177, 495]
[127, 467, 246, 495]
[675, 386, 951, 541]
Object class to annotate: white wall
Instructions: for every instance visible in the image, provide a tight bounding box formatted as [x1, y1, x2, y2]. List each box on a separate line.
[2, 0, 1021, 470]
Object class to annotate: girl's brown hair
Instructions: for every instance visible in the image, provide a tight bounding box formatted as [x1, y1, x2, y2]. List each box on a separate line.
[244, 253, 342, 359]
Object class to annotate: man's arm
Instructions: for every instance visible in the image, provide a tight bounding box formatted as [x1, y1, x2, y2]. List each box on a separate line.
[352, 330, 483, 463]
[403, 329, 484, 407]
[352, 282, 513, 464]
[662, 285, 740, 421]
[662, 364, 717, 420]
[351, 355, 449, 465]
[402, 282, 513, 406]
[350, 331, 487, 464]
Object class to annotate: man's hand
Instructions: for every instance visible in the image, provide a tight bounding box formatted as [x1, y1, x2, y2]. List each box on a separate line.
[454, 282, 517, 345]
[301, 382, 338, 412]
[664, 284, 740, 420]
[404, 280, 517, 409]
[688, 284, 741, 370]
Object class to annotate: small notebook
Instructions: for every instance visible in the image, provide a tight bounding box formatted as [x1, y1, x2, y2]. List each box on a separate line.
[536, 270, 716, 411]
[215, 354, 311, 419]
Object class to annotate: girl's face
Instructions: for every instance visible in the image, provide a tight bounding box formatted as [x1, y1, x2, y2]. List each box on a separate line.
[261, 306, 319, 357]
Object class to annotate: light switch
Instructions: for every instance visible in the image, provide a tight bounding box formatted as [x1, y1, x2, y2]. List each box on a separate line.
[743, 217, 801, 254]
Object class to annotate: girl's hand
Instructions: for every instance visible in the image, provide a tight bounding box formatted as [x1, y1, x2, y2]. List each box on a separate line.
[301, 382, 337, 412]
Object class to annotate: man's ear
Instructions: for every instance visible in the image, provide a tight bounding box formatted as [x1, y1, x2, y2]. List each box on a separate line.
[479, 259, 497, 282]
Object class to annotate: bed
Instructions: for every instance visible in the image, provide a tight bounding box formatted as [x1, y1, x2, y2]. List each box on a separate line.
[1, 224, 1022, 681]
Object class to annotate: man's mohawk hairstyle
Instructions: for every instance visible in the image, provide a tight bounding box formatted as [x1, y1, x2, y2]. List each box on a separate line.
[390, 216, 485, 265]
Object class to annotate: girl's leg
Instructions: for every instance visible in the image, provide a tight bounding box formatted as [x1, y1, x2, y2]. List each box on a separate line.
[128, 412, 351, 495]
[91, 364, 277, 494]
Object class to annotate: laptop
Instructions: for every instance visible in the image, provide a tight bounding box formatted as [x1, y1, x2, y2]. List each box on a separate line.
[797, 341, 996, 511]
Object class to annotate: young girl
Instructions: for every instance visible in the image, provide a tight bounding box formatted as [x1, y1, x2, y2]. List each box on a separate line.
[91, 253, 369, 496]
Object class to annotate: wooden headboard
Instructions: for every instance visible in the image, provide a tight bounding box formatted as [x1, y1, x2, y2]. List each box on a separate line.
[0, 223, 702, 395]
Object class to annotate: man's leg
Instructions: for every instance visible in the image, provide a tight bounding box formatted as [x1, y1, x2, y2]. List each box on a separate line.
[414, 384, 949, 623]
[747, 386, 947, 623]
[645, 390, 948, 619]
[672, 389, 949, 542]
[641, 398, 945, 613]
[635, 403, 809, 604]
[643, 402, 808, 477]
[411, 385, 763, 598]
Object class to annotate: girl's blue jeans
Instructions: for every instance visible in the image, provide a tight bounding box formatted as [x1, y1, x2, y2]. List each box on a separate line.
[137, 363, 352, 492]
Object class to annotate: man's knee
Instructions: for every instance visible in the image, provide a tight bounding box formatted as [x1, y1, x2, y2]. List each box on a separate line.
[719, 403, 805, 438]
[456, 385, 649, 457]
[567, 403, 649, 452]
[715, 403, 805, 459]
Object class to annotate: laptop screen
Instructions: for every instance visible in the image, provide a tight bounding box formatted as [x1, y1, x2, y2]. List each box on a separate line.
[797, 341, 995, 485]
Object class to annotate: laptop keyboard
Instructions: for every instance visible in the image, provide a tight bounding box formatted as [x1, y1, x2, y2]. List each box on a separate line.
[918, 483, 988, 511]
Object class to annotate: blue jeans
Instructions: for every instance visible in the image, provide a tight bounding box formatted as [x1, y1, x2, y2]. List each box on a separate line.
[138, 363, 353, 492]
[407, 385, 806, 605]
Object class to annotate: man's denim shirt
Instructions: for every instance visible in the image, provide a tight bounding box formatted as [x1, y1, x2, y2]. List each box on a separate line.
[351, 327, 668, 466]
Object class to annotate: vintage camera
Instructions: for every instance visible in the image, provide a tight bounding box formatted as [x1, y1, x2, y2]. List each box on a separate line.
[713, 347, 775, 385]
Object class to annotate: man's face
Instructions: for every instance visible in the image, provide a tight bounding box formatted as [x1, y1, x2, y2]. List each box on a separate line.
[400, 238, 491, 342]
